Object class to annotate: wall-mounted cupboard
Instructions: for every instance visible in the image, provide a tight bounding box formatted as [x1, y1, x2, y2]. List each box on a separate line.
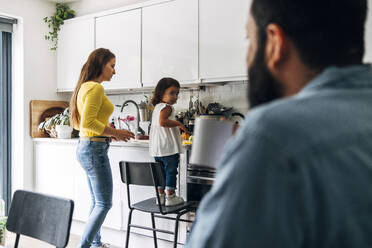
[96, 9, 142, 90]
[56, 0, 250, 92]
[199, 0, 250, 83]
[57, 17, 95, 92]
[142, 0, 198, 86]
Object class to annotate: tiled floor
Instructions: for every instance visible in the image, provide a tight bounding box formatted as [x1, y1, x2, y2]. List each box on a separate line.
[3, 232, 89, 248]
[3, 231, 183, 248]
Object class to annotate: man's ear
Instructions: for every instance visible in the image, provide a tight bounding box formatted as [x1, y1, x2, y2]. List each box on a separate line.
[265, 23, 287, 71]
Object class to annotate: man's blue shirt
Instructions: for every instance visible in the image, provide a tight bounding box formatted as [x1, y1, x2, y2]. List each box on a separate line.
[186, 65, 372, 248]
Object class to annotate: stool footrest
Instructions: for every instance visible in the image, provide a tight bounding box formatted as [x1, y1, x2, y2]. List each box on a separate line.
[154, 214, 194, 223]
[129, 224, 175, 235]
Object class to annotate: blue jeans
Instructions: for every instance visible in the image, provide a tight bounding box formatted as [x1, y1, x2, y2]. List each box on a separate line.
[76, 140, 113, 248]
[154, 153, 180, 190]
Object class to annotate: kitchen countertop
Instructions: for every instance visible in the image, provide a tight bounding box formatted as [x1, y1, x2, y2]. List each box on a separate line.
[33, 138, 150, 148]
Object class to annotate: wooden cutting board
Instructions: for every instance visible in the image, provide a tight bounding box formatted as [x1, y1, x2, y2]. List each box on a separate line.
[30, 100, 69, 138]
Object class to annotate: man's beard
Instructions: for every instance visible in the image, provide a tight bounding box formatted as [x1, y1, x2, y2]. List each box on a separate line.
[247, 43, 283, 109]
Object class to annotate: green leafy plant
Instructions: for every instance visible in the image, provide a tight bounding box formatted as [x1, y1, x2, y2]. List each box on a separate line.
[0, 216, 7, 245]
[44, 3, 75, 50]
[38, 108, 71, 138]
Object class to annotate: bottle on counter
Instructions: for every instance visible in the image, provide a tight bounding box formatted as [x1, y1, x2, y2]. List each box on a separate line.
[110, 118, 116, 129]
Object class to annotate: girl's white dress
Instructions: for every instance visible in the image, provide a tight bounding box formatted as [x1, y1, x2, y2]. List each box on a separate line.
[149, 103, 182, 157]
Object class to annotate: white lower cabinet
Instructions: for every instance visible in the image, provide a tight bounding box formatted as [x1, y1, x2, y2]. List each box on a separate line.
[73, 146, 127, 230]
[34, 142, 75, 200]
[34, 140, 187, 243]
[72, 159, 91, 223]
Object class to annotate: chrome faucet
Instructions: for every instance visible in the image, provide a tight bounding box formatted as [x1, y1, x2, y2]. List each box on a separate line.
[120, 100, 145, 135]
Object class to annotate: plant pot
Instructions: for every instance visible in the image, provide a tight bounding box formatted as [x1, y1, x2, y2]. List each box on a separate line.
[0, 230, 5, 246]
[0, 216, 7, 245]
[55, 125, 73, 139]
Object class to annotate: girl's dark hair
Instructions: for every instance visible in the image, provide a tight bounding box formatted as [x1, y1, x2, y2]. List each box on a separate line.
[151, 77, 180, 106]
[251, 0, 367, 69]
[70, 48, 115, 128]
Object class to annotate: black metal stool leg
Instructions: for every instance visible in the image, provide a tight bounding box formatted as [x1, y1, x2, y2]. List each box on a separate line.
[14, 233, 20, 248]
[126, 209, 133, 248]
[173, 213, 182, 248]
[151, 213, 158, 248]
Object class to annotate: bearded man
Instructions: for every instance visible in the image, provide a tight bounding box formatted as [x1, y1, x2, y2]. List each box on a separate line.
[186, 0, 372, 247]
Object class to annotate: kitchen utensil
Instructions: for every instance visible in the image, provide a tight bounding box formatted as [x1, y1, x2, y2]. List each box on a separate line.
[199, 102, 206, 115]
[202, 102, 233, 120]
[230, 112, 245, 125]
[194, 99, 200, 115]
[176, 112, 187, 127]
[138, 100, 152, 122]
[200, 112, 244, 122]
[188, 118, 195, 133]
[190, 118, 233, 168]
[206, 102, 233, 116]
[139, 108, 150, 122]
[189, 94, 193, 111]
[199, 114, 224, 121]
[139, 121, 151, 135]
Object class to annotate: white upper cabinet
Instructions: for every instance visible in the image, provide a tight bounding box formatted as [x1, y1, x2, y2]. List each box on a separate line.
[57, 17, 95, 91]
[199, 0, 250, 82]
[96, 9, 142, 90]
[56, 0, 254, 92]
[142, 0, 198, 86]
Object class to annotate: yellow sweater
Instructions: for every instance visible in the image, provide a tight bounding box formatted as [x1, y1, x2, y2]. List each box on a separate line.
[77, 81, 114, 137]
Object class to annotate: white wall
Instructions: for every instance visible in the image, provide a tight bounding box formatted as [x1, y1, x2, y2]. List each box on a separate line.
[70, 0, 149, 16]
[108, 83, 249, 123]
[1, 0, 70, 191]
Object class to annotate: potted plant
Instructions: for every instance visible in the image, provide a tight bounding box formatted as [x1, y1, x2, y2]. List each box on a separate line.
[0, 216, 7, 246]
[118, 115, 136, 133]
[44, 3, 75, 50]
[38, 108, 74, 138]
[55, 124, 73, 139]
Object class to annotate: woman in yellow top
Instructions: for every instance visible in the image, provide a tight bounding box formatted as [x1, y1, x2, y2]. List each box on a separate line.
[70, 48, 134, 248]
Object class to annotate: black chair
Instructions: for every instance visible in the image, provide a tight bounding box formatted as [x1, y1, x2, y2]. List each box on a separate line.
[119, 161, 194, 248]
[6, 190, 74, 248]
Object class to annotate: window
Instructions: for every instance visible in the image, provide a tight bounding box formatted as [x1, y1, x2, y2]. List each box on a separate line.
[0, 16, 16, 214]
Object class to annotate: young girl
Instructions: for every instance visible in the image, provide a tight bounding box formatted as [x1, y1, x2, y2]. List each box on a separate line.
[150, 77, 189, 206]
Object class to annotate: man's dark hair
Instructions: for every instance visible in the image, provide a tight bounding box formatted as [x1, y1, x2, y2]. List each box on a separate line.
[251, 0, 368, 69]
